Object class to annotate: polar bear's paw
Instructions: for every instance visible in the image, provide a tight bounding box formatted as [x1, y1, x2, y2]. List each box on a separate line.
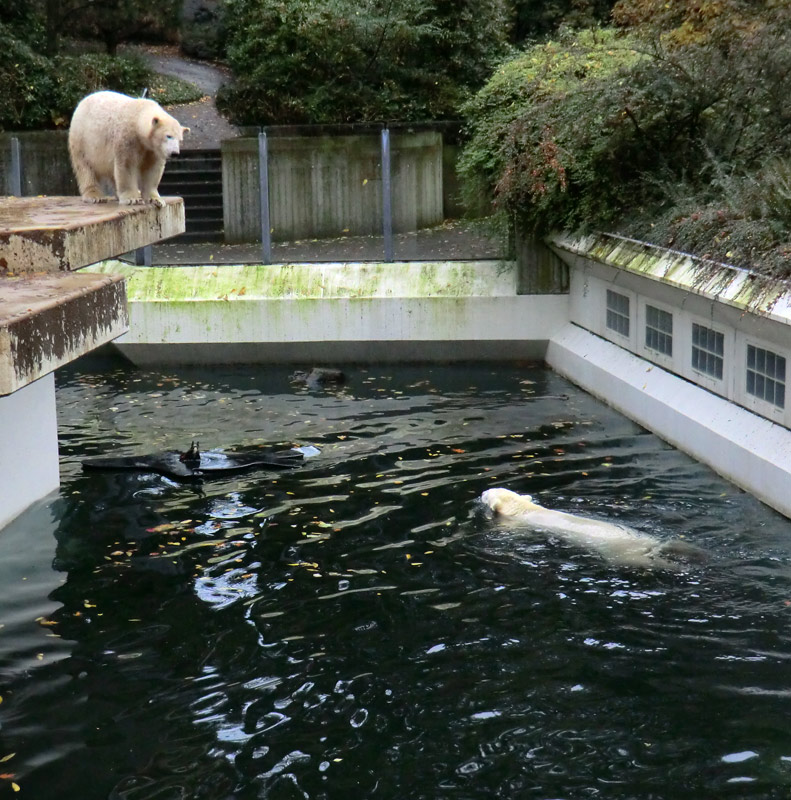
[148, 196, 165, 208]
[119, 196, 146, 206]
[81, 195, 111, 204]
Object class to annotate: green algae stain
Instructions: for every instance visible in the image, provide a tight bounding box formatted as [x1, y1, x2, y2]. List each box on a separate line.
[86, 260, 516, 302]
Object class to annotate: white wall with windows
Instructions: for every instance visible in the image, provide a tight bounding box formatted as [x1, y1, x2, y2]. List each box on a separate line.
[565, 249, 791, 428]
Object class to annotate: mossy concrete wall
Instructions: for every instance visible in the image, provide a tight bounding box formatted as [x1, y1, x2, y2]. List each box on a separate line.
[83, 259, 569, 364]
[546, 231, 791, 517]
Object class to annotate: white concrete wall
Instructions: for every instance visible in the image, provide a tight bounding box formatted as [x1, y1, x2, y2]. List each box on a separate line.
[547, 232, 791, 518]
[0, 374, 59, 530]
[547, 324, 791, 518]
[557, 237, 791, 428]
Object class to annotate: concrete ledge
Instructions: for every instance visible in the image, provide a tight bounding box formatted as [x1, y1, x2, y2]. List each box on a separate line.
[547, 323, 791, 518]
[0, 272, 128, 395]
[550, 231, 791, 323]
[0, 196, 185, 273]
[115, 339, 553, 365]
[87, 260, 522, 299]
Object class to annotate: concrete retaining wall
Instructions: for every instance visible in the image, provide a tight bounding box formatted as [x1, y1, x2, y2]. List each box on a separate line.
[83, 259, 568, 364]
[222, 132, 444, 243]
[0, 132, 76, 196]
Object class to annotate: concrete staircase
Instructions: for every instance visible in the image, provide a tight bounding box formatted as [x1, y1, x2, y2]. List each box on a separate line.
[160, 149, 223, 243]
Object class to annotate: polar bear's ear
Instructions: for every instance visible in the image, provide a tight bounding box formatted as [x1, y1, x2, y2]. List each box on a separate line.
[151, 116, 160, 127]
[182, 126, 191, 135]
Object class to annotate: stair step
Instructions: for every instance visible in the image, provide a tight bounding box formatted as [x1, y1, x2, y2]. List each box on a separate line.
[172, 231, 224, 243]
[162, 147, 223, 243]
[161, 176, 222, 187]
[185, 217, 223, 228]
[180, 198, 224, 208]
[184, 205, 222, 214]
[162, 181, 221, 191]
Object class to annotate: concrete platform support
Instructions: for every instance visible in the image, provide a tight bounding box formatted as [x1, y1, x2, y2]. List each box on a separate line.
[0, 374, 59, 529]
[547, 323, 791, 519]
[0, 196, 185, 529]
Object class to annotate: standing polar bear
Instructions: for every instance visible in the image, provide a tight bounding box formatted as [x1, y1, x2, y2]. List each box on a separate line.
[480, 487, 704, 570]
[68, 90, 189, 207]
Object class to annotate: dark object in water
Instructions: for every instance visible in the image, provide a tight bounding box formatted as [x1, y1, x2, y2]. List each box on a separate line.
[291, 368, 346, 387]
[179, 440, 201, 467]
[82, 443, 304, 481]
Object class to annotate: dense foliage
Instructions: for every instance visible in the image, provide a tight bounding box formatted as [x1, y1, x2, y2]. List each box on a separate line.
[217, 0, 511, 124]
[0, 25, 152, 130]
[458, 29, 643, 225]
[460, 6, 791, 275]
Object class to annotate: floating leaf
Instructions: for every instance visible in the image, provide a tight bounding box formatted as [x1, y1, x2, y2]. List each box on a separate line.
[147, 523, 177, 534]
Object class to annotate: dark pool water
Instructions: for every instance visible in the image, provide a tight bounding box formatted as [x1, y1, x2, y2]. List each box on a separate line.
[3, 362, 791, 799]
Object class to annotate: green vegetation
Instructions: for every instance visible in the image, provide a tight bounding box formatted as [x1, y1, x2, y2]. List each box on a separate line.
[217, 0, 512, 124]
[148, 74, 206, 106]
[0, 0, 194, 131]
[0, 28, 152, 129]
[460, 1, 791, 276]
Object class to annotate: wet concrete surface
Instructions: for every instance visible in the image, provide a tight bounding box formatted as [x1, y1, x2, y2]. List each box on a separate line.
[0, 197, 184, 272]
[139, 220, 509, 265]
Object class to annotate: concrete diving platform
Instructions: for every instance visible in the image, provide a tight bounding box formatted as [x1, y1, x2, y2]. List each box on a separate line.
[0, 196, 184, 529]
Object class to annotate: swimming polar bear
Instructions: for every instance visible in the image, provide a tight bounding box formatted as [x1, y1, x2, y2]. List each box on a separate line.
[480, 487, 703, 570]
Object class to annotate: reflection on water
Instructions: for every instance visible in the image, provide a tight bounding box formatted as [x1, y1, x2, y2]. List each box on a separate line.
[2, 362, 791, 798]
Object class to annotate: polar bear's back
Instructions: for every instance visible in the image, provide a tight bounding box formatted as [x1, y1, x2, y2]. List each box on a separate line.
[69, 91, 158, 175]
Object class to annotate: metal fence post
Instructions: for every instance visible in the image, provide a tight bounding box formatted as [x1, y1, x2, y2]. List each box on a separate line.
[258, 129, 272, 265]
[381, 127, 394, 262]
[134, 245, 152, 266]
[10, 137, 22, 196]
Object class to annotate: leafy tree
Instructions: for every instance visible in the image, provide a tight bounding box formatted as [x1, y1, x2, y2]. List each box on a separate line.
[611, 0, 790, 43]
[218, 0, 511, 124]
[461, 7, 791, 276]
[0, 22, 55, 129]
[0, 0, 47, 50]
[459, 28, 642, 223]
[58, 0, 181, 56]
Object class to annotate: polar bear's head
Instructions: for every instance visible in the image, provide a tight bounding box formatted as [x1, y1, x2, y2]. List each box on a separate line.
[480, 487, 541, 516]
[144, 106, 189, 158]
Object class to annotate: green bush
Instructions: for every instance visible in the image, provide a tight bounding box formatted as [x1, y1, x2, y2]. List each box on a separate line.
[50, 53, 152, 124]
[181, 6, 227, 61]
[458, 28, 643, 222]
[218, 0, 511, 125]
[0, 23, 56, 129]
[460, 13, 791, 279]
[147, 74, 205, 106]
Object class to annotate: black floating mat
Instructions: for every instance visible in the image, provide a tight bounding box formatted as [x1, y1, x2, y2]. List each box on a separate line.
[82, 448, 305, 481]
